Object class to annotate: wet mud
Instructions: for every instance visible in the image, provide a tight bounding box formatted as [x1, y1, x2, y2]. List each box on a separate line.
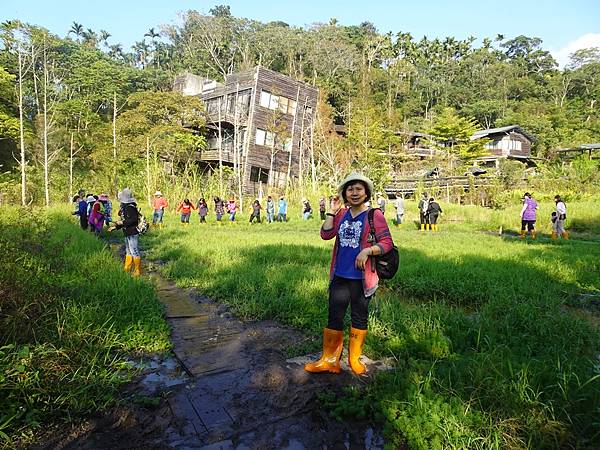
[33, 258, 391, 450]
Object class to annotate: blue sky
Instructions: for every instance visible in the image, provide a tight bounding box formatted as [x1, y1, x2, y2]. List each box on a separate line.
[2, 0, 599, 66]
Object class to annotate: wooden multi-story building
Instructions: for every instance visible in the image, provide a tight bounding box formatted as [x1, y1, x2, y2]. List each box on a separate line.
[174, 66, 319, 195]
[471, 125, 536, 167]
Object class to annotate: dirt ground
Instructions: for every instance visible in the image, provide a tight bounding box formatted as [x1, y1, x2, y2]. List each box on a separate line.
[29, 260, 390, 450]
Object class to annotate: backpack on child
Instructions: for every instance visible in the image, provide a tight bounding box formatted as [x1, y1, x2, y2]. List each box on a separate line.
[136, 208, 149, 234]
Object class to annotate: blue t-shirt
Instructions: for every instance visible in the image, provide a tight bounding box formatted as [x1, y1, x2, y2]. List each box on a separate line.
[335, 209, 367, 279]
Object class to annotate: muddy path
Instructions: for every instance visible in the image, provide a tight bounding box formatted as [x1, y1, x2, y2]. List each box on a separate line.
[33, 253, 390, 450]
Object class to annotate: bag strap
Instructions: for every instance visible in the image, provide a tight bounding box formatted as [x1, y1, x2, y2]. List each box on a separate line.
[368, 208, 378, 243]
[367, 208, 379, 273]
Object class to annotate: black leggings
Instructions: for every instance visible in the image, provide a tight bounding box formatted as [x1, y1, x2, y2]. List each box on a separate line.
[521, 220, 535, 231]
[327, 276, 371, 331]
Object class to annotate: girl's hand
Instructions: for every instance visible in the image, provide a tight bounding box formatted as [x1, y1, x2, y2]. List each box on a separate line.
[355, 248, 371, 270]
[329, 195, 343, 214]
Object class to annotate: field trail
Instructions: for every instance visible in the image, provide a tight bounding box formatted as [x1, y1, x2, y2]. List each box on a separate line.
[51, 250, 389, 450]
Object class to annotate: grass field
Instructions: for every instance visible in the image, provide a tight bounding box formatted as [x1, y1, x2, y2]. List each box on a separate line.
[0, 206, 170, 448]
[145, 201, 600, 449]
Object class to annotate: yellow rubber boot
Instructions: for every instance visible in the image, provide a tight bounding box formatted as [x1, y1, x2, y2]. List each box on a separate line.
[348, 327, 368, 375]
[304, 328, 344, 374]
[124, 255, 133, 273]
[433, 224, 438, 232]
[132, 257, 142, 277]
[532, 231, 537, 240]
[420, 224, 425, 231]
[561, 231, 569, 240]
[551, 232, 558, 240]
[519, 230, 526, 239]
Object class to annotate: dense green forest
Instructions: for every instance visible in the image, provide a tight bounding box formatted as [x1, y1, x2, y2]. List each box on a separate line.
[1, 5, 599, 205]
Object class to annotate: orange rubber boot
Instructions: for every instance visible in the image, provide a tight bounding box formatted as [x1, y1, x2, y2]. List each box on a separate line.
[348, 327, 368, 375]
[124, 255, 133, 273]
[561, 231, 569, 240]
[132, 256, 142, 277]
[304, 328, 344, 374]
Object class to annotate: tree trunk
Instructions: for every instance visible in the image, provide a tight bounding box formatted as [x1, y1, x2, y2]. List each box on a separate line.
[286, 87, 301, 194]
[69, 132, 74, 201]
[18, 50, 27, 206]
[43, 43, 49, 207]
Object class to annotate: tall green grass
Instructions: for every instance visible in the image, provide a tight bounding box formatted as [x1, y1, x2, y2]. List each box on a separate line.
[0, 206, 170, 448]
[146, 205, 600, 449]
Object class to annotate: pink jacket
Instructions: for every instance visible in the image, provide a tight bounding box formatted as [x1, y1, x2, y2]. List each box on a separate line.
[321, 207, 394, 297]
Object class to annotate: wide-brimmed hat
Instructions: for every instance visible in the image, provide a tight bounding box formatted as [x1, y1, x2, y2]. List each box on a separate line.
[337, 173, 374, 200]
[86, 195, 96, 203]
[154, 191, 162, 196]
[118, 188, 136, 204]
[99, 194, 109, 201]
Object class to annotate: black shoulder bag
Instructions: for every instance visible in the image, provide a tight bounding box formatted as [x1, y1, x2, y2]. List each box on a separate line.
[367, 208, 399, 280]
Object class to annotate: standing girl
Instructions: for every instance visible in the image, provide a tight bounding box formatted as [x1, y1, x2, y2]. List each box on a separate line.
[177, 198, 196, 225]
[304, 173, 394, 375]
[520, 192, 538, 239]
[227, 198, 237, 222]
[197, 198, 208, 223]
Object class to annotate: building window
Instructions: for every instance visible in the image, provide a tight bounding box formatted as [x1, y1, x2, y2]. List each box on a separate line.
[250, 166, 269, 183]
[260, 90, 297, 115]
[260, 91, 270, 108]
[255, 128, 266, 146]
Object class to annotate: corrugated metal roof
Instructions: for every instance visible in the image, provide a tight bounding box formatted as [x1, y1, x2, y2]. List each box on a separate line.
[471, 125, 535, 142]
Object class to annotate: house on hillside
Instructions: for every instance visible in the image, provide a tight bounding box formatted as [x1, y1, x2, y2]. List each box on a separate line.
[397, 125, 536, 167]
[470, 125, 536, 167]
[174, 66, 319, 195]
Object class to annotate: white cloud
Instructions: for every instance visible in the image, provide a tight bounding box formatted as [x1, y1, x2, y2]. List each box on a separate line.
[552, 33, 600, 68]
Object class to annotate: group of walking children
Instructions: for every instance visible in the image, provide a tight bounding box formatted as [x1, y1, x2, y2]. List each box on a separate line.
[72, 190, 113, 235]
[150, 191, 297, 226]
[519, 192, 569, 240]
[417, 192, 443, 231]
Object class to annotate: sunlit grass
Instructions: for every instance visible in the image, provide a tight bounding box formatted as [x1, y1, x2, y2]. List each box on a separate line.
[146, 202, 600, 449]
[0, 206, 170, 448]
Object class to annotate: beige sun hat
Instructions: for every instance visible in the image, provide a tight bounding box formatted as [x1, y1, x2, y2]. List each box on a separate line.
[337, 173, 374, 200]
[154, 191, 162, 196]
[117, 187, 136, 204]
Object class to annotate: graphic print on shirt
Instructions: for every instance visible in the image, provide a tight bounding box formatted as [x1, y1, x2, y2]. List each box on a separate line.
[339, 219, 362, 248]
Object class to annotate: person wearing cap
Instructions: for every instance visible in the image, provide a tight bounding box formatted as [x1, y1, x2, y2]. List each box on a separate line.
[152, 191, 169, 228]
[520, 192, 538, 239]
[552, 195, 569, 240]
[304, 173, 394, 376]
[108, 188, 142, 276]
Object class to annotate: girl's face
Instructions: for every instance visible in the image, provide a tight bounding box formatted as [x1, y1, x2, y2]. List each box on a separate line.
[345, 182, 367, 206]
